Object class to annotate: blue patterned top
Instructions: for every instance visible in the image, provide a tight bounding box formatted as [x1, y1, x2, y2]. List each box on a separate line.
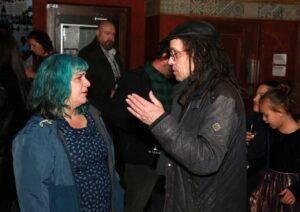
[58, 111, 112, 212]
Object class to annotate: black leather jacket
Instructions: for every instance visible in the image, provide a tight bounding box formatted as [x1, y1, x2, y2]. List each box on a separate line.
[150, 79, 247, 212]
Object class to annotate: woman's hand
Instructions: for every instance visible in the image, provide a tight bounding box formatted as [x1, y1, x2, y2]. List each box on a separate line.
[280, 188, 296, 205]
[126, 91, 165, 125]
[246, 132, 255, 143]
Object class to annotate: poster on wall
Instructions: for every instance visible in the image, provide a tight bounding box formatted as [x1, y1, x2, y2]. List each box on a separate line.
[0, 0, 32, 46]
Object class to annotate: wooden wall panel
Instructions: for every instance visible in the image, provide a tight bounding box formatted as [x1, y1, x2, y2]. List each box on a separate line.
[147, 14, 299, 113]
[259, 20, 299, 114]
[293, 22, 300, 114]
[145, 15, 160, 62]
[259, 20, 298, 82]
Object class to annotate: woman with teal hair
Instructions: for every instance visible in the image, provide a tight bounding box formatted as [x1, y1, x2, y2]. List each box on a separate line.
[31, 53, 89, 118]
[12, 54, 120, 212]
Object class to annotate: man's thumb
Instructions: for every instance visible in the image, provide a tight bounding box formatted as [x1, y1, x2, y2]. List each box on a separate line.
[149, 91, 161, 106]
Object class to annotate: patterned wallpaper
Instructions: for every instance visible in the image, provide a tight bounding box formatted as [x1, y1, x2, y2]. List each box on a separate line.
[146, 0, 300, 20]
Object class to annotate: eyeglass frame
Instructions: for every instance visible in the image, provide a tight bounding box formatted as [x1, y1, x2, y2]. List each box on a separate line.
[169, 49, 188, 61]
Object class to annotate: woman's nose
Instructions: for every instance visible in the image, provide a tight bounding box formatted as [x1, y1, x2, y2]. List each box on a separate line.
[85, 78, 91, 87]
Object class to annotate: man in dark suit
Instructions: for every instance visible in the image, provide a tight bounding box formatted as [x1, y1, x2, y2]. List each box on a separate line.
[78, 20, 123, 117]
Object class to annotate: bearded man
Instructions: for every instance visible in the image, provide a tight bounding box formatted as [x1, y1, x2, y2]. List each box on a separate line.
[79, 20, 124, 116]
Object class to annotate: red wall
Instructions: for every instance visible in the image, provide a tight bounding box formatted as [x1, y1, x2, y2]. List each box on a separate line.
[156, 15, 298, 82]
[146, 14, 300, 113]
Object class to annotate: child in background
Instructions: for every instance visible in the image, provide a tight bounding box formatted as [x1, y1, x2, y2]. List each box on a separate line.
[246, 80, 279, 200]
[250, 84, 300, 212]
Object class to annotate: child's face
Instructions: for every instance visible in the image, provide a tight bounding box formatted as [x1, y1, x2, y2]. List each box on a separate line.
[260, 99, 283, 129]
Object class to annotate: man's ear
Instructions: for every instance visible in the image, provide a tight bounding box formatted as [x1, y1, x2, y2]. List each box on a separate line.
[96, 28, 100, 37]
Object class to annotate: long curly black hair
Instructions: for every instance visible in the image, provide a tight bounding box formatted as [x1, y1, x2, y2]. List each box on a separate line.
[180, 36, 237, 100]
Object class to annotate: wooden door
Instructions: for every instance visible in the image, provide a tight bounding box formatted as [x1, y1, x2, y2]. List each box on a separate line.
[259, 20, 298, 83]
[204, 19, 261, 113]
[158, 15, 262, 113]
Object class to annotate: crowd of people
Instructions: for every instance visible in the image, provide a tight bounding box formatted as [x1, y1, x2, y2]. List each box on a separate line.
[0, 19, 300, 212]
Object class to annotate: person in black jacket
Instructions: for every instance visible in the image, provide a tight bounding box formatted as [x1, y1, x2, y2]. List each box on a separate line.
[250, 84, 300, 211]
[108, 46, 173, 212]
[78, 20, 124, 121]
[126, 20, 246, 212]
[246, 80, 279, 201]
[0, 28, 30, 212]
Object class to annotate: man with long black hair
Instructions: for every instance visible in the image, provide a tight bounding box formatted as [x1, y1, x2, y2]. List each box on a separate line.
[126, 20, 247, 212]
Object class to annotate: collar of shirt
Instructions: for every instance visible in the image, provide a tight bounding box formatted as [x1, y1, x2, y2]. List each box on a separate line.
[100, 45, 116, 58]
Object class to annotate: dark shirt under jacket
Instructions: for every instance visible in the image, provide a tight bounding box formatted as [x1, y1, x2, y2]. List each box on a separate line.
[246, 112, 272, 198]
[78, 38, 123, 118]
[107, 64, 159, 167]
[270, 129, 300, 199]
[270, 129, 300, 173]
[246, 112, 271, 175]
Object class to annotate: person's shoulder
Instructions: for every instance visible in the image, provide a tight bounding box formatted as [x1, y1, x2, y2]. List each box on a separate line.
[115, 49, 122, 58]
[214, 80, 233, 91]
[213, 80, 241, 99]
[78, 45, 92, 55]
[14, 116, 57, 145]
[12, 116, 59, 164]
[78, 39, 98, 54]
[88, 105, 101, 119]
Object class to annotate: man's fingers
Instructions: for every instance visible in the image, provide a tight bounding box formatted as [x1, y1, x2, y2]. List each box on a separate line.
[126, 92, 164, 126]
[126, 96, 144, 116]
[280, 191, 296, 205]
[127, 106, 141, 119]
[149, 91, 162, 107]
[131, 93, 151, 106]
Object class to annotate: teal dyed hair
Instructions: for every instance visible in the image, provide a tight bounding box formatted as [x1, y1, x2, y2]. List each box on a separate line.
[31, 54, 89, 119]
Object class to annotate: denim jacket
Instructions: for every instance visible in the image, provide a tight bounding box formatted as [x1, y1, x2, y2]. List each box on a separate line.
[12, 106, 118, 212]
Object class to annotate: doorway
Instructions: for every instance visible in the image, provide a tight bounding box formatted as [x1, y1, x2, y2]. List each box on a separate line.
[46, 4, 128, 65]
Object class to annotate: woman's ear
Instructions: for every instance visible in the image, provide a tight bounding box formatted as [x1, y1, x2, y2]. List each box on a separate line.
[276, 104, 286, 116]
